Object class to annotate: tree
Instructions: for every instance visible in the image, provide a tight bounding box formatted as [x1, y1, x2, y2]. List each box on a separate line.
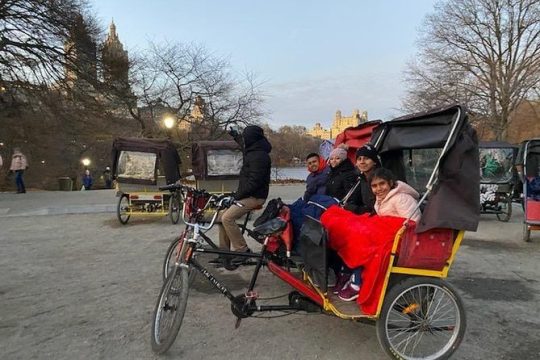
[0, 0, 99, 91]
[403, 0, 540, 140]
[127, 42, 264, 138]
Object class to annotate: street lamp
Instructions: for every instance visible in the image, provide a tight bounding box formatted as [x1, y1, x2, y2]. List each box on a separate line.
[163, 116, 175, 129]
[81, 158, 91, 168]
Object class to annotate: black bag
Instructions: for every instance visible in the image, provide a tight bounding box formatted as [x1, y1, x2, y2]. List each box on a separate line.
[253, 198, 283, 227]
[298, 216, 328, 292]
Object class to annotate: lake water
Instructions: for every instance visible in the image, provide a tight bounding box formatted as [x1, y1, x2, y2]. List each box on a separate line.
[272, 167, 308, 181]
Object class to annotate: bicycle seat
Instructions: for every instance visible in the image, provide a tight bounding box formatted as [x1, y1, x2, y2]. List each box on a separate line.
[252, 218, 287, 236]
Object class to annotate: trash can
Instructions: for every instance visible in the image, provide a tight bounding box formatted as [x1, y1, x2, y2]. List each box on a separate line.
[58, 177, 73, 191]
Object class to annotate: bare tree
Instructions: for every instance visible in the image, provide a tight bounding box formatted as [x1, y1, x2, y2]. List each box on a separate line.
[403, 0, 540, 140]
[0, 0, 100, 91]
[129, 41, 264, 138]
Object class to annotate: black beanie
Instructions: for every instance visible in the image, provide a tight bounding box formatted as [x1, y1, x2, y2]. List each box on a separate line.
[356, 144, 380, 165]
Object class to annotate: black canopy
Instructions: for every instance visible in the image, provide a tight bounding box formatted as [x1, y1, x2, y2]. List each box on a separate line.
[372, 105, 480, 232]
[516, 139, 540, 177]
[111, 137, 181, 185]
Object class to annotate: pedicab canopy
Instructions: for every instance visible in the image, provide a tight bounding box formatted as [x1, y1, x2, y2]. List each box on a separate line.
[191, 141, 243, 180]
[334, 120, 382, 164]
[111, 137, 181, 185]
[371, 105, 480, 232]
[479, 141, 518, 184]
[516, 139, 540, 178]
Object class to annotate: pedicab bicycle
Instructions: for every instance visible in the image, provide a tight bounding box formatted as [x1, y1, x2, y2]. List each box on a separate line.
[516, 139, 540, 242]
[150, 105, 479, 359]
[479, 141, 518, 222]
[111, 137, 182, 225]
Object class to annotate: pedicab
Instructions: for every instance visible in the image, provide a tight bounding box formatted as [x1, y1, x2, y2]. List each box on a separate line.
[516, 139, 540, 241]
[150, 105, 479, 360]
[111, 137, 181, 225]
[479, 141, 518, 222]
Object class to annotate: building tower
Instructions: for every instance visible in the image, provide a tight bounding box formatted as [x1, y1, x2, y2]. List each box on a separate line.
[101, 20, 130, 92]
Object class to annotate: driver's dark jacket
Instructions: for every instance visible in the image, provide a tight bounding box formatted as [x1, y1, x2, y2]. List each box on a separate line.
[325, 159, 357, 201]
[235, 138, 272, 200]
[344, 170, 376, 214]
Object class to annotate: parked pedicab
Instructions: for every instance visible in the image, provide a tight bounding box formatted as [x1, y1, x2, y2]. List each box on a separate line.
[516, 139, 540, 242]
[479, 141, 518, 222]
[150, 105, 479, 359]
[111, 138, 182, 225]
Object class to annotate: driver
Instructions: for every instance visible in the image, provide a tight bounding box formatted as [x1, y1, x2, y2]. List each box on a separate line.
[218, 125, 272, 267]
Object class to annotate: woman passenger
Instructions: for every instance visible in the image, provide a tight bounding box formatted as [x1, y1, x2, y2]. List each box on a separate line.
[337, 168, 421, 301]
[325, 147, 357, 201]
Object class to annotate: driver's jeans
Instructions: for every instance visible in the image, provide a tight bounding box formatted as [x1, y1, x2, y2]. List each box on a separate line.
[218, 197, 266, 251]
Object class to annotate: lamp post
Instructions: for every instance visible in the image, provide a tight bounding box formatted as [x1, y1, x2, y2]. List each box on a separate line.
[163, 115, 176, 139]
[81, 158, 91, 170]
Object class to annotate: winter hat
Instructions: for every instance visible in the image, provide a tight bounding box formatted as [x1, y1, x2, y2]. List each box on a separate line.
[329, 147, 348, 161]
[242, 125, 265, 147]
[356, 144, 381, 165]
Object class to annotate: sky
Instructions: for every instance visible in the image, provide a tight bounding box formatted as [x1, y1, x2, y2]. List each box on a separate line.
[91, 0, 438, 129]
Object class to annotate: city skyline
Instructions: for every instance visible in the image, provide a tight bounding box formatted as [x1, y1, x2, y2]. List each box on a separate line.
[91, 0, 438, 128]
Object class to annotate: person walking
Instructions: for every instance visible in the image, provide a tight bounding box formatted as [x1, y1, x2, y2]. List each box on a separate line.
[103, 166, 113, 189]
[82, 169, 93, 190]
[9, 148, 28, 193]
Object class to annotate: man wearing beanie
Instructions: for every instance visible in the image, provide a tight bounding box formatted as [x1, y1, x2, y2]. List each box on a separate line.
[343, 144, 381, 214]
[218, 125, 271, 267]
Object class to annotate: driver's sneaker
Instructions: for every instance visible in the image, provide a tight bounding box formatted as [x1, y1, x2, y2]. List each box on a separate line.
[231, 248, 253, 265]
[337, 281, 360, 302]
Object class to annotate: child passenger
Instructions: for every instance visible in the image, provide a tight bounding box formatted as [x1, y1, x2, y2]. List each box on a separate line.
[337, 168, 421, 301]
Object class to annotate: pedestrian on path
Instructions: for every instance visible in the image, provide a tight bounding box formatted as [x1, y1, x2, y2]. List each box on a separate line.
[82, 169, 93, 190]
[9, 148, 28, 193]
[103, 166, 112, 189]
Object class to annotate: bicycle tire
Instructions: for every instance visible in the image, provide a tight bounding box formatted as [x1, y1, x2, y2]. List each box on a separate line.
[151, 265, 190, 354]
[523, 222, 531, 242]
[169, 194, 181, 224]
[376, 277, 466, 360]
[496, 194, 512, 222]
[162, 234, 197, 285]
[117, 194, 130, 225]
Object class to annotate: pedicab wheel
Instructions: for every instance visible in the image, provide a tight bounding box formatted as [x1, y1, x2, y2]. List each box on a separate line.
[169, 194, 181, 224]
[496, 195, 512, 222]
[523, 223, 531, 242]
[162, 234, 197, 285]
[116, 194, 130, 225]
[376, 277, 466, 360]
[151, 265, 190, 354]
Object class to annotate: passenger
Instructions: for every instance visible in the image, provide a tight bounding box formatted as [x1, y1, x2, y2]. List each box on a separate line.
[324, 147, 357, 287]
[332, 144, 381, 294]
[344, 144, 381, 214]
[338, 168, 421, 301]
[304, 152, 330, 202]
[325, 147, 357, 201]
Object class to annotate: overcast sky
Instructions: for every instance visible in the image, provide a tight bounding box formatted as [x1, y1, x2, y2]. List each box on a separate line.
[91, 0, 438, 128]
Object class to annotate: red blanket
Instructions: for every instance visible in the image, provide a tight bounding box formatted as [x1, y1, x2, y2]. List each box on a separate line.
[320, 206, 406, 314]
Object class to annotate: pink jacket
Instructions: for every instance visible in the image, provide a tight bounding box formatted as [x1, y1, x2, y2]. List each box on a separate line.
[10, 152, 28, 171]
[374, 181, 421, 223]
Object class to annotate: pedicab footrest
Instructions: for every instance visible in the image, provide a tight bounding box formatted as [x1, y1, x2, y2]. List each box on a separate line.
[396, 227, 454, 271]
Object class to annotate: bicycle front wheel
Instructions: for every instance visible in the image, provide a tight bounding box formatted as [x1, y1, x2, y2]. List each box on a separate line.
[376, 277, 466, 360]
[151, 266, 190, 354]
[169, 194, 181, 224]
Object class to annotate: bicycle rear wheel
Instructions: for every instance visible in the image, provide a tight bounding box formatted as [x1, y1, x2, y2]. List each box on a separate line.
[151, 265, 190, 354]
[376, 277, 466, 360]
[169, 193, 181, 224]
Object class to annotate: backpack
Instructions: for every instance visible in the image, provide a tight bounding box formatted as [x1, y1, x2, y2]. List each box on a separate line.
[253, 198, 283, 227]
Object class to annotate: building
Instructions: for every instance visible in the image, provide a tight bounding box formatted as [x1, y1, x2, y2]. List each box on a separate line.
[101, 20, 130, 92]
[308, 109, 368, 139]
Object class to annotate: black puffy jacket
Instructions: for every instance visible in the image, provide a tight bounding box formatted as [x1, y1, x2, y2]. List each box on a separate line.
[344, 170, 376, 214]
[234, 126, 272, 200]
[325, 159, 357, 200]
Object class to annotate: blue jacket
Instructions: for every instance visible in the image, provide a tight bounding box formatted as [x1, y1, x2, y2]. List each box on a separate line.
[304, 167, 330, 201]
[82, 174, 93, 189]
